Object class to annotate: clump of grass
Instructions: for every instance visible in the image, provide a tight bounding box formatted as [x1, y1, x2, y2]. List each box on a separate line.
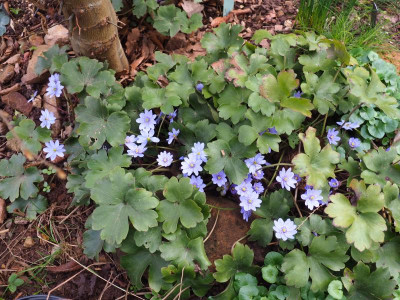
[297, 0, 334, 33]
[325, 1, 393, 52]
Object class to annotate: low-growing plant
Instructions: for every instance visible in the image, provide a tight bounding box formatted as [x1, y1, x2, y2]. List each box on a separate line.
[112, 0, 203, 37]
[1, 24, 400, 298]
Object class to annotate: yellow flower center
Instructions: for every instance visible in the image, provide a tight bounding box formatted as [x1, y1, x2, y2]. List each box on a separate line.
[310, 196, 315, 200]
[190, 163, 194, 168]
[217, 176, 221, 180]
[248, 199, 252, 203]
[351, 142, 355, 146]
[145, 118, 149, 122]
[282, 227, 287, 233]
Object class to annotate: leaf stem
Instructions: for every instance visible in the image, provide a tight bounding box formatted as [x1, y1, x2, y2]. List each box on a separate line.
[265, 151, 286, 195]
[320, 113, 329, 137]
[157, 115, 166, 138]
[262, 162, 293, 169]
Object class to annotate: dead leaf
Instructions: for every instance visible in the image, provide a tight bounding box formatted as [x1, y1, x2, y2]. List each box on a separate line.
[181, 0, 204, 18]
[0, 198, 6, 224]
[125, 28, 140, 57]
[47, 261, 82, 273]
[211, 16, 231, 27]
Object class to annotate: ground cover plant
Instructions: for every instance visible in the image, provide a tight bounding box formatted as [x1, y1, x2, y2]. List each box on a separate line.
[1, 20, 400, 299]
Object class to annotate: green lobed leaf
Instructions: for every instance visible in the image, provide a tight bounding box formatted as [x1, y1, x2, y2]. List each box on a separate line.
[159, 230, 211, 269]
[75, 96, 130, 150]
[158, 177, 204, 233]
[213, 243, 257, 283]
[325, 180, 387, 251]
[292, 127, 340, 189]
[60, 57, 115, 98]
[0, 154, 42, 201]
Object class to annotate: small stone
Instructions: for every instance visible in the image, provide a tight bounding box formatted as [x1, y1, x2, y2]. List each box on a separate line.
[44, 25, 69, 46]
[274, 25, 284, 32]
[284, 20, 293, 28]
[21, 44, 52, 84]
[0, 198, 6, 224]
[1, 92, 33, 116]
[277, 10, 284, 17]
[0, 64, 15, 85]
[29, 35, 44, 47]
[23, 236, 35, 248]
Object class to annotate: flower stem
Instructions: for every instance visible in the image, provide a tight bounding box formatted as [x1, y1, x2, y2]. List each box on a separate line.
[265, 151, 286, 195]
[262, 162, 293, 169]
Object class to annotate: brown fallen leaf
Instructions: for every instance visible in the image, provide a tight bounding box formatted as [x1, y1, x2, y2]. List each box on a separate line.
[0, 198, 6, 224]
[47, 260, 82, 273]
[181, 0, 204, 18]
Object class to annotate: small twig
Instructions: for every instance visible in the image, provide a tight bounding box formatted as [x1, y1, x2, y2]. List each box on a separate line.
[293, 186, 303, 218]
[46, 267, 88, 300]
[99, 271, 115, 300]
[296, 206, 322, 230]
[173, 286, 190, 300]
[59, 206, 80, 224]
[161, 283, 181, 300]
[0, 229, 10, 235]
[204, 210, 219, 243]
[177, 267, 185, 300]
[231, 234, 248, 253]
[265, 151, 286, 194]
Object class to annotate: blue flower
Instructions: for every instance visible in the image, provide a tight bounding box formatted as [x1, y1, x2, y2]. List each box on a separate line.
[136, 109, 157, 132]
[252, 170, 264, 180]
[239, 191, 262, 212]
[253, 182, 264, 195]
[273, 218, 297, 241]
[43, 140, 65, 161]
[230, 184, 237, 195]
[337, 120, 359, 131]
[190, 175, 206, 192]
[244, 174, 253, 184]
[301, 189, 323, 210]
[125, 135, 138, 147]
[293, 91, 302, 98]
[240, 207, 252, 222]
[235, 181, 254, 196]
[39, 109, 56, 129]
[245, 153, 266, 173]
[268, 127, 278, 134]
[293, 173, 302, 183]
[348, 137, 361, 149]
[137, 129, 160, 145]
[191, 142, 207, 163]
[327, 128, 340, 145]
[167, 128, 180, 144]
[27, 91, 38, 103]
[196, 83, 204, 92]
[167, 110, 177, 123]
[276, 168, 297, 191]
[305, 185, 313, 190]
[212, 171, 227, 187]
[329, 178, 339, 188]
[127, 143, 147, 158]
[221, 183, 229, 196]
[181, 153, 202, 176]
[46, 73, 64, 98]
[157, 151, 173, 167]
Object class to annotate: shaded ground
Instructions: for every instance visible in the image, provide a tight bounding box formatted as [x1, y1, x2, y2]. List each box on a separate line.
[0, 0, 399, 299]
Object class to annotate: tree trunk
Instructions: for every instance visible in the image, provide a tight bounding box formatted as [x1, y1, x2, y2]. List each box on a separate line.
[63, 0, 129, 73]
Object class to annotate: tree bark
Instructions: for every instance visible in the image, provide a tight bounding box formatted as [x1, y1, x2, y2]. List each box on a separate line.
[63, 0, 129, 73]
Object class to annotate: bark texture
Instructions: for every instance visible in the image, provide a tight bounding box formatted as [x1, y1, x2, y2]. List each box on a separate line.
[63, 0, 129, 73]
